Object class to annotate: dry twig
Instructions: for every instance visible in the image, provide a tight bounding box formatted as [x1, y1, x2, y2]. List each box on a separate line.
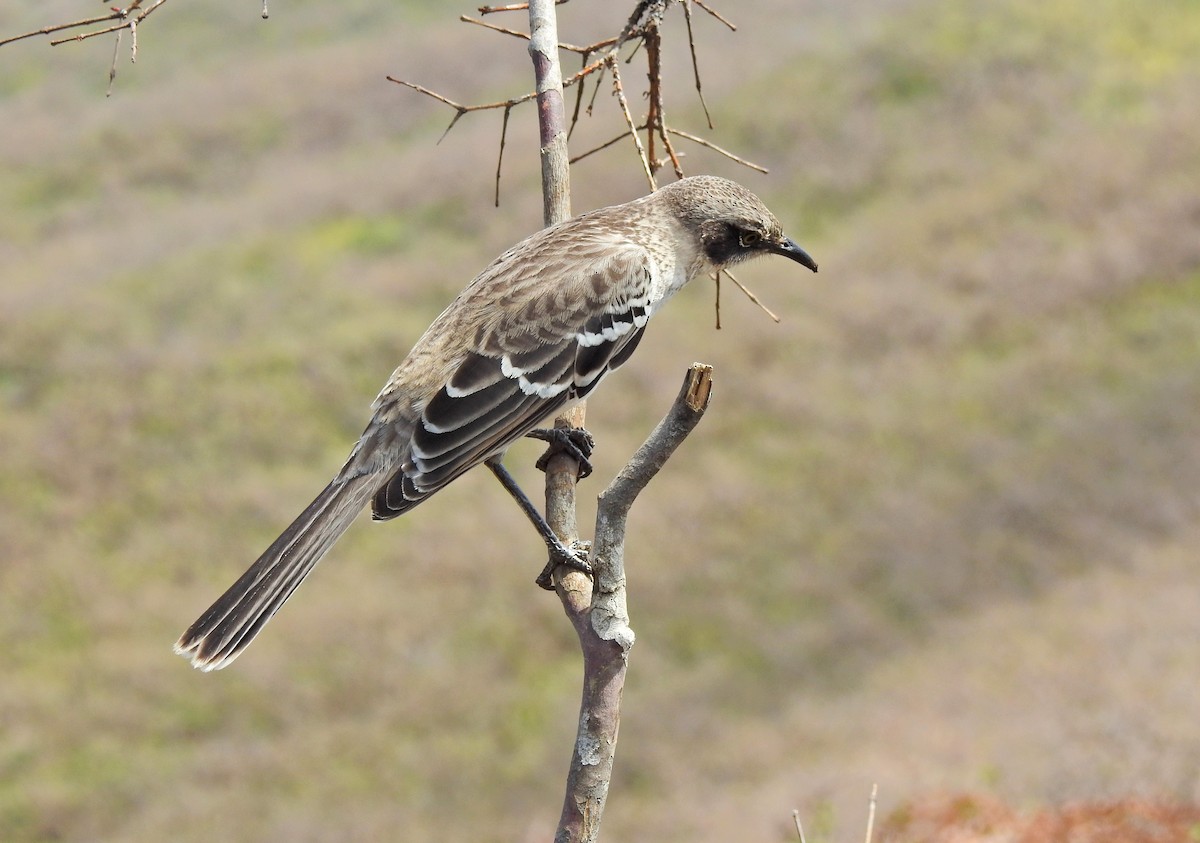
[865, 783, 879, 843]
[0, 0, 241, 93]
[681, 1, 714, 129]
[666, 126, 768, 172]
[608, 58, 656, 191]
[793, 809, 808, 843]
[479, 0, 568, 13]
[720, 269, 781, 323]
[389, 0, 753, 199]
[460, 13, 613, 54]
[694, 0, 736, 31]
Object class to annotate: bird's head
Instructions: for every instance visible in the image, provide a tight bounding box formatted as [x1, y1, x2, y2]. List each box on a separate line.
[664, 175, 818, 273]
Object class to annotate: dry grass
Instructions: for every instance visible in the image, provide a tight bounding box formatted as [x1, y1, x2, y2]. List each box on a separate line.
[1, 1, 1199, 841]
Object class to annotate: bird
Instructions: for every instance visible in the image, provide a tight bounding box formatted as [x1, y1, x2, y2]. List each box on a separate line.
[174, 175, 818, 671]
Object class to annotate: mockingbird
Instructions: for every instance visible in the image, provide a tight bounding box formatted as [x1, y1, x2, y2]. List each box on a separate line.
[175, 175, 817, 670]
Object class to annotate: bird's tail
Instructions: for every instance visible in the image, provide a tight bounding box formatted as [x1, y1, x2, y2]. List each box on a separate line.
[174, 471, 381, 671]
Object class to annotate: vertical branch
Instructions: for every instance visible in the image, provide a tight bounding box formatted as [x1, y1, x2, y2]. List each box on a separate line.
[527, 0, 582, 572]
[526, 5, 634, 843]
[643, 23, 659, 173]
[528, 1, 570, 226]
[644, 21, 684, 179]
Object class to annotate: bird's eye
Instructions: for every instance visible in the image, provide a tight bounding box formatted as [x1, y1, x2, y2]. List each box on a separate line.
[739, 230, 762, 248]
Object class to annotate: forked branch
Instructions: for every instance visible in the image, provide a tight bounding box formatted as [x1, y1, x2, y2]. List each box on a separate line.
[388, 0, 760, 204]
[0, 0, 265, 94]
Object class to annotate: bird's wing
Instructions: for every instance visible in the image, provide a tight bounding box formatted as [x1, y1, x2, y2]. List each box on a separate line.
[371, 239, 655, 519]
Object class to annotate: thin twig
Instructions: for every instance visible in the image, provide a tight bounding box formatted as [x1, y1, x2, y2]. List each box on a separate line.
[585, 63, 606, 116]
[681, 1, 714, 129]
[479, 0, 568, 13]
[460, 15, 612, 55]
[46, 0, 170, 47]
[864, 784, 879, 843]
[138, 0, 172, 24]
[387, 77, 532, 114]
[479, 1, 530, 11]
[793, 809, 807, 843]
[658, 126, 684, 178]
[495, 104, 512, 207]
[722, 269, 781, 322]
[52, 20, 130, 46]
[693, 0, 737, 31]
[106, 30, 121, 97]
[387, 50, 607, 146]
[387, 0, 766, 209]
[567, 51, 591, 139]
[0, 13, 117, 48]
[714, 270, 722, 329]
[608, 58, 656, 191]
[623, 37, 644, 64]
[461, 14, 530, 41]
[666, 126, 768, 173]
[569, 124, 647, 165]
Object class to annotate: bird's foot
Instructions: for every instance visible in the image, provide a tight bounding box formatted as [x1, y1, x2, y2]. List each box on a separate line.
[527, 427, 596, 479]
[536, 539, 593, 591]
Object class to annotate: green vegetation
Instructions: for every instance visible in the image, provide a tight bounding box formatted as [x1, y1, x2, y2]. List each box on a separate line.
[1, 1, 1198, 840]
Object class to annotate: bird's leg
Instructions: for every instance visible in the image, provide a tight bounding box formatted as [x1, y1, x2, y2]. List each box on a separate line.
[485, 457, 593, 590]
[526, 426, 596, 479]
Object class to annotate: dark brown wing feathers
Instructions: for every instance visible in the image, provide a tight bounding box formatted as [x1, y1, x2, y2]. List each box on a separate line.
[371, 242, 654, 521]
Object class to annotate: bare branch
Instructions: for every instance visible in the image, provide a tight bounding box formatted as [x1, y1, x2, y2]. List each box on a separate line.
[666, 126, 769, 172]
[553, 363, 713, 842]
[386, 77, 531, 115]
[495, 104, 513, 207]
[644, 24, 660, 171]
[479, 0, 568, 14]
[609, 58, 656, 191]
[529, 0, 571, 225]
[793, 809, 808, 843]
[46, 0, 170, 48]
[386, 0, 763, 191]
[681, 2, 715, 129]
[601, 364, 713, 509]
[566, 52, 592, 139]
[584, 62, 606, 116]
[714, 269, 722, 329]
[51, 20, 131, 46]
[569, 125, 646, 166]
[865, 784, 879, 843]
[644, 23, 685, 179]
[718, 269, 781, 322]
[107, 30, 121, 97]
[387, 50, 609, 148]
[1, 13, 118, 48]
[693, 0, 737, 31]
[460, 14, 614, 55]
[461, 14, 531, 41]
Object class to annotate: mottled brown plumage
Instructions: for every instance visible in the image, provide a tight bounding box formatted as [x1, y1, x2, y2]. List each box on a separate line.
[175, 175, 816, 670]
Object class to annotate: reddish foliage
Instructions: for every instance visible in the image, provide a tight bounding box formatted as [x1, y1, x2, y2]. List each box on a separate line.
[883, 793, 1200, 843]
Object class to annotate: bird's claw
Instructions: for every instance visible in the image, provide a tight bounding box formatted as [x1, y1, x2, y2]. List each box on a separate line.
[536, 539, 593, 590]
[528, 427, 596, 479]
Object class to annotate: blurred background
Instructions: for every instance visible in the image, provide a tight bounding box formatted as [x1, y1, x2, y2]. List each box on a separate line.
[1, 1, 1198, 840]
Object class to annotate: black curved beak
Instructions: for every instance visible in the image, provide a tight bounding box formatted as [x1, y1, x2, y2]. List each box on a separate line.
[767, 237, 818, 273]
